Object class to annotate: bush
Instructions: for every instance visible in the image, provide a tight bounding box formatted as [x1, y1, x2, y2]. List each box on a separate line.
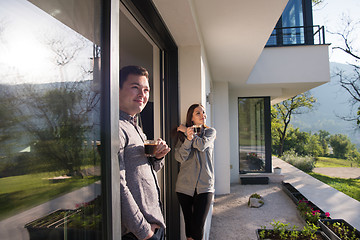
[281, 149, 316, 172]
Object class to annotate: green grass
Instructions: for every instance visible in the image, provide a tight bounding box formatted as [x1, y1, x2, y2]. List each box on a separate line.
[315, 156, 359, 168]
[309, 156, 360, 202]
[0, 172, 100, 221]
[309, 172, 360, 202]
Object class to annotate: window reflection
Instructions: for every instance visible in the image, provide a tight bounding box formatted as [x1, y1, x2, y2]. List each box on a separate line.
[0, 0, 102, 239]
[238, 98, 266, 173]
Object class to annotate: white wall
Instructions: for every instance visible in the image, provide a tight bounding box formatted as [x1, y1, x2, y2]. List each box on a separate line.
[178, 45, 215, 240]
[247, 45, 330, 85]
[179, 46, 202, 123]
[213, 81, 231, 194]
[229, 89, 240, 183]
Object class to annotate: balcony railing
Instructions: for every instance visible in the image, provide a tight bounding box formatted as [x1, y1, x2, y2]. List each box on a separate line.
[266, 25, 326, 47]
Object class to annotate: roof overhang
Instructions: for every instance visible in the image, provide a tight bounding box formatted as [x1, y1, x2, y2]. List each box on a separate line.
[153, 0, 289, 87]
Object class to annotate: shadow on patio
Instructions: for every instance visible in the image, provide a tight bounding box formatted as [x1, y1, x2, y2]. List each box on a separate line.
[209, 157, 360, 240]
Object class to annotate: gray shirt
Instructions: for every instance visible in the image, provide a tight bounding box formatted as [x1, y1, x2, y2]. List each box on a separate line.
[119, 111, 165, 239]
[174, 127, 216, 196]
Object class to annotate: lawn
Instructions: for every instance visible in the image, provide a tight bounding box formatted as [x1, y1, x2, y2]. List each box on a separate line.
[315, 156, 360, 168]
[311, 156, 360, 202]
[309, 172, 360, 202]
[0, 172, 100, 221]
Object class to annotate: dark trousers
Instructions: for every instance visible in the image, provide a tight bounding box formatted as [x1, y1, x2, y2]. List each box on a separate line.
[122, 227, 164, 240]
[177, 191, 214, 240]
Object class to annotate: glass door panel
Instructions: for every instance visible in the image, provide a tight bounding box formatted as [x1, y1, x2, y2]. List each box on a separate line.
[238, 98, 266, 173]
[0, 0, 102, 239]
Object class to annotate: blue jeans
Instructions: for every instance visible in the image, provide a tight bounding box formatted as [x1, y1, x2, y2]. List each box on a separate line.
[122, 228, 164, 240]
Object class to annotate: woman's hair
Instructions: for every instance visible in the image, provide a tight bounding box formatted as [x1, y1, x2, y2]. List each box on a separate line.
[185, 103, 203, 127]
[176, 103, 207, 143]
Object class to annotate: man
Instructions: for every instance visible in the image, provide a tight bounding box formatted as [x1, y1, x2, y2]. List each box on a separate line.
[119, 65, 171, 240]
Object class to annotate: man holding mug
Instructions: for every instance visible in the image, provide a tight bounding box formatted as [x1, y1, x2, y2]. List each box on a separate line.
[119, 66, 171, 240]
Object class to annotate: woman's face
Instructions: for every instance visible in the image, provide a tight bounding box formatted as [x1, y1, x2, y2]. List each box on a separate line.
[191, 106, 206, 125]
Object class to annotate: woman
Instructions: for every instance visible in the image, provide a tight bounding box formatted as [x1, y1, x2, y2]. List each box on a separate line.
[174, 104, 216, 240]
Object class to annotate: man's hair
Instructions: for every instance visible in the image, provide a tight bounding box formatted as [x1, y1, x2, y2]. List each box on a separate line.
[119, 65, 149, 89]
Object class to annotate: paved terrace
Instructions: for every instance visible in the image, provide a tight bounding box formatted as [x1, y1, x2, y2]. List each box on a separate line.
[209, 157, 360, 240]
[274, 157, 360, 229]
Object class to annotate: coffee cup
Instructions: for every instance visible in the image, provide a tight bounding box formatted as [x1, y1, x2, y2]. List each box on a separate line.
[144, 140, 157, 157]
[193, 125, 202, 135]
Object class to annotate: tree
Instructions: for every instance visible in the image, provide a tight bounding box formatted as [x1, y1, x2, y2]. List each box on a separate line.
[12, 32, 99, 176]
[312, 0, 324, 7]
[271, 92, 316, 156]
[329, 134, 359, 162]
[283, 128, 310, 155]
[314, 130, 330, 156]
[282, 128, 323, 157]
[17, 83, 98, 175]
[330, 15, 360, 126]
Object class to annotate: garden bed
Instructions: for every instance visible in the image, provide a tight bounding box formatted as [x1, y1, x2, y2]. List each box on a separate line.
[319, 219, 360, 240]
[24, 197, 101, 240]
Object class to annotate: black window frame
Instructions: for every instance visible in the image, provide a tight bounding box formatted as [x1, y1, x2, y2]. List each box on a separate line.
[101, 0, 180, 239]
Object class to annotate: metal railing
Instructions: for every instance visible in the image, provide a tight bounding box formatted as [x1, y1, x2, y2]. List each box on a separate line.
[266, 25, 326, 47]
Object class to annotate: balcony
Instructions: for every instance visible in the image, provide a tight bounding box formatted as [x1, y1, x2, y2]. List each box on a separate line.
[266, 25, 326, 47]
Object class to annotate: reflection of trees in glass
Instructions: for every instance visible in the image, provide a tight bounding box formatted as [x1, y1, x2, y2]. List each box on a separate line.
[0, 86, 25, 177]
[17, 81, 99, 176]
[0, 21, 100, 177]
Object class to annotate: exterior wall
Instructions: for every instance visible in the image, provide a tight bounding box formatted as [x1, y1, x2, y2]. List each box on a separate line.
[178, 45, 214, 240]
[248, 45, 330, 85]
[202, 56, 213, 126]
[213, 82, 231, 194]
[178, 45, 214, 127]
[178, 46, 202, 123]
[229, 89, 240, 183]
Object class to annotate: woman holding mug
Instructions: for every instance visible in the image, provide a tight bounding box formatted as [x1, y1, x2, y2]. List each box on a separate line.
[174, 104, 216, 240]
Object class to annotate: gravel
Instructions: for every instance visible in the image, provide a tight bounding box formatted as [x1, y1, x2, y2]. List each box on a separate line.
[209, 183, 306, 240]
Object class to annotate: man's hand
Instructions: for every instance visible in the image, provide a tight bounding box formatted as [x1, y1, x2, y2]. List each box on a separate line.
[144, 224, 160, 240]
[154, 138, 171, 159]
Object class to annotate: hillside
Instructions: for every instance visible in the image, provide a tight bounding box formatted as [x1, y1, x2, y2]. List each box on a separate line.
[291, 62, 360, 149]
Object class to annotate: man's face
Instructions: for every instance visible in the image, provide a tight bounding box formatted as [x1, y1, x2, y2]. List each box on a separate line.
[119, 74, 149, 116]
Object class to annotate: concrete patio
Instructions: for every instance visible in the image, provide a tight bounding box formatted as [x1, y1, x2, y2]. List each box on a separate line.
[209, 157, 360, 239]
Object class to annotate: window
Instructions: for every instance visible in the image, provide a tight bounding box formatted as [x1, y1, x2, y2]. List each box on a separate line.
[266, 0, 316, 46]
[238, 97, 271, 173]
[0, 1, 102, 239]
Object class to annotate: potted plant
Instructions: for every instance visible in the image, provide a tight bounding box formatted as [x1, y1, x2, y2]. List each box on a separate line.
[25, 196, 102, 240]
[274, 167, 282, 174]
[256, 220, 330, 239]
[319, 219, 360, 240]
[297, 200, 330, 225]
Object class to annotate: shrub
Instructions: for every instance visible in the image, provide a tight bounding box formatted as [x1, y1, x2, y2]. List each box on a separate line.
[281, 149, 316, 172]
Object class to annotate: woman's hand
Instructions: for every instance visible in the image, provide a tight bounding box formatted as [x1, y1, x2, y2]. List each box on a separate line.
[177, 124, 187, 133]
[177, 124, 194, 141]
[186, 127, 194, 141]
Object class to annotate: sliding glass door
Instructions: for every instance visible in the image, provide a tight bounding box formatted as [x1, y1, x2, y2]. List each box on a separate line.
[238, 97, 271, 173]
[0, 0, 103, 239]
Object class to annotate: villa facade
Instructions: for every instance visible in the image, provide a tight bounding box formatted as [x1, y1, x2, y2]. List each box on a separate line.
[0, 0, 330, 239]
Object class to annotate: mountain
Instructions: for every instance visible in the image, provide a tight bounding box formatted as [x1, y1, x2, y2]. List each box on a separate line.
[291, 62, 360, 149]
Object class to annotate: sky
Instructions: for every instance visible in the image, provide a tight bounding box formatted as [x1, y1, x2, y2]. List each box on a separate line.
[291, 0, 360, 147]
[313, 0, 360, 64]
[0, 0, 93, 85]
